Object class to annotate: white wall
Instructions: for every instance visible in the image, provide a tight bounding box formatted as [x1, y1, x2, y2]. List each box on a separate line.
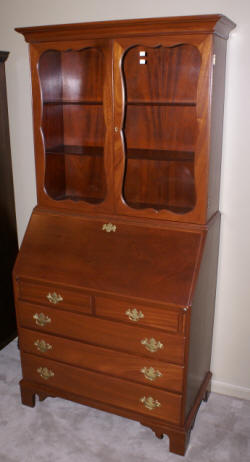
[0, 0, 250, 399]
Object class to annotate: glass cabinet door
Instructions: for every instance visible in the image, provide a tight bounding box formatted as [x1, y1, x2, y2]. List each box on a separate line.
[113, 38, 207, 220]
[38, 45, 107, 205]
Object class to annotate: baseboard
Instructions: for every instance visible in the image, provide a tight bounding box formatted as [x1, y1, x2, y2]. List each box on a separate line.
[211, 379, 250, 400]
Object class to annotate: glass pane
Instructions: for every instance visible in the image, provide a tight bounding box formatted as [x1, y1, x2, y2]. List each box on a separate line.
[39, 48, 106, 203]
[122, 45, 201, 214]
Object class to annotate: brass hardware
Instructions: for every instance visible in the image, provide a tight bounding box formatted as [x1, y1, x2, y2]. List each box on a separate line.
[183, 307, 188, 312]
[33, 312, 51, 327]
[141, 338, 163, 353]
[46, 292, 63, 304]
[37, 367, 54, 380]
[140, 396, 161, 411]
[141, 366, 162, 382]
[102, 223, 116, 233]
[126, 308, 144, 322]
[34, 339, 52, 353]
[114, 126, 119, 132]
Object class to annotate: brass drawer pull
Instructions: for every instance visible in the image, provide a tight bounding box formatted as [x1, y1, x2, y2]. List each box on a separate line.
[140, 396, 161, 410]
[34, 339, 52, 353]
[46, 292, 63, 304]
[126, 308, 144, 322]
[37, 367, 54, 380]
[141, 366, 162, 382]
[33, 312, 51, 327]
[141, 338, 163, 353]
[102, 223, 116, 233]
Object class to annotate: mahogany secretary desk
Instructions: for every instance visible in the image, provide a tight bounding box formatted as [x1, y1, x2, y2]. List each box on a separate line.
[14, 15, 235, 456]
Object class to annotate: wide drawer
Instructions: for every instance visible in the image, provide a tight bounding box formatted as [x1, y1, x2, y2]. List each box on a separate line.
[95, 296, 185, 334]
[20, 328, 184, 392]
[22, 352, 182, 424]
[18, 280, 92, 314]
[18, 302, 185, 364]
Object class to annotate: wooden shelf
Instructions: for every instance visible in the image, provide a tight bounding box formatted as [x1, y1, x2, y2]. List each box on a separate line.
[46, 146, 194, 162]
[127, 148, 194, 162]
[125, 200, 193, 213]
[127, 100, 196, 107]
[52, 194, 103, 204]
[44, 100, 103, 105]
[46, 145, 104, 156]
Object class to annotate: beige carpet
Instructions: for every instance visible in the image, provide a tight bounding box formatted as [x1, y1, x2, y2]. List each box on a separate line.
[0, 339, 250, 462]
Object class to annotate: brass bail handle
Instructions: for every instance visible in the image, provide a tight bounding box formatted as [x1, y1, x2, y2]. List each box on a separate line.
[141, 338, 163, 353]
[46, 292, 63, 304]
[140, 396, 161, 410]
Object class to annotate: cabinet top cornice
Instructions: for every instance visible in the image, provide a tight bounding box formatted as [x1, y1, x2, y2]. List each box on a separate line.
[16, 14, 235, 43]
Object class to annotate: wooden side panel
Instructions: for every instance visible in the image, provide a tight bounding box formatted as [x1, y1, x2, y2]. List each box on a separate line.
[184, 213, 221, 418]
[207, 36, 228, 220]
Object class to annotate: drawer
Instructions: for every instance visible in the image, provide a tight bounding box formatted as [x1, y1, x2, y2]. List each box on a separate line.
[18, 302, 185, 364]
[20, 328, 184, 393]
[22, 352, 182, 425]
[18, 280, 92, 314]
[96, 296, 184, 334]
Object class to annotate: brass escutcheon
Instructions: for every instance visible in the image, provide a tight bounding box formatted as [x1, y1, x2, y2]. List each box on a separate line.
[102, 223, 116, 233]
[141, 338, 163, 353]
[37, 367, 54, 380]
[125, 308, 144, 322]
[34, 339, 52, 353]
[140, 396, 161, 411]
[33, 312, 51, 327]
[46, 292, 63, 304]
[141, 366, 162, 382]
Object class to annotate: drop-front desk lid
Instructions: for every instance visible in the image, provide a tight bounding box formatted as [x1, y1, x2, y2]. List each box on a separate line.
[15, 210, 206, 307]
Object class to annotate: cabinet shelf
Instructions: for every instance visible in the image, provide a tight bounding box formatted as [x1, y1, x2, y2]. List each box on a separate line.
[127, 100, 196, 107]
[125, 199, 192, 213]
[46, 145, 103, 157]
[44, 100, 103, 105]
[127, 148, 194, 162]
[51, 194, 103, 203]
[46, 146, 194, 162]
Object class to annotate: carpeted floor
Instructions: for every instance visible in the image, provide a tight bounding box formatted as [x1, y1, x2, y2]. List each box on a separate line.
[0, 339, 249, 462]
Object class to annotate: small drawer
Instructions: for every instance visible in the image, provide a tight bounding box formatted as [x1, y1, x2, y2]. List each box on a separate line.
[22, 352, 182, 425]
[95, 296, 183, 333]
[18, 302, 185, 364]
[18, 280, 92, 314]
[20, 328, 184, 393]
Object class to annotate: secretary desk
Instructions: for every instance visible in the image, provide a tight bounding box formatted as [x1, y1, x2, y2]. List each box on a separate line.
[13, 15, 235, 455]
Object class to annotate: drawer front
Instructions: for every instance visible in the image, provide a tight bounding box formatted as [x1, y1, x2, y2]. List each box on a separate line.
[96, 296, 183, 333]
[22, 352, 182, 424]
[18, 280, 92, 314]
[18, 302, 185, 364]
[20, 328, 184, 392]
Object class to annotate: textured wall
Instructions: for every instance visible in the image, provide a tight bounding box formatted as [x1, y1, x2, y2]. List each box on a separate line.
[0, 0, 249, 399]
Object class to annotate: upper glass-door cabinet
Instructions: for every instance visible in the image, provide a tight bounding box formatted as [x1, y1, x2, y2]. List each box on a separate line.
[113, 34, 217, 223]
[30, 41, 113, 212]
